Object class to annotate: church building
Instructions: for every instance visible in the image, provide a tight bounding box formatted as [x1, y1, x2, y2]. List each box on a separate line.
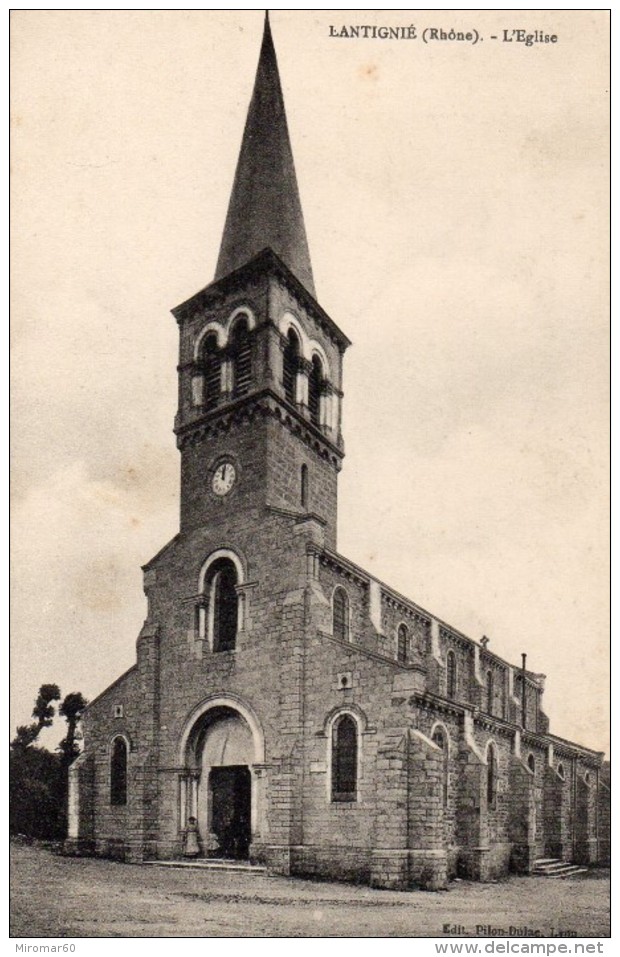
[66, 14, 604, 890]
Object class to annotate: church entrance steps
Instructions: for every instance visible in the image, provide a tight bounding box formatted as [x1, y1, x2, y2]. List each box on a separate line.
[144, 859, 267, 874]
[533, 859, 588, 878]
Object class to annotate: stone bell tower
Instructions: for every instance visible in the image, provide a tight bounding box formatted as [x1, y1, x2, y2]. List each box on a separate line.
[171, 13, 350, 549]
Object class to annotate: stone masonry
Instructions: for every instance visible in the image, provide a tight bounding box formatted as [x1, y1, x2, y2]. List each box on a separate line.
[65, 14, 607, 889]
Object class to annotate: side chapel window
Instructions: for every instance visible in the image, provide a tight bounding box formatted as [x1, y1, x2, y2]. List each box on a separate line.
[332, 587, 349, 642]
[486, 669, 494, 715]
[486, 743, 498, 808]
[432, 727, 449, 806]
[110, 737, 128, 806]
[446, 650, 457, 699]
[397, 624, 409, 664]
[331, 714, 358, 802]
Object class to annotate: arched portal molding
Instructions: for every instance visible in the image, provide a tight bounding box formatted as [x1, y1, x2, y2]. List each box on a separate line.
[178, 693, 265, 767]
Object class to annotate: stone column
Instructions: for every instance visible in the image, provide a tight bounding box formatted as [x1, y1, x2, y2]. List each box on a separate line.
[178, 773, 189, 831]
[191, 372, 204, 407]
[220, 356, 233, 401]
[319, 383, 334, 435]
[249, 763, 270, 864]
[296, 358, 311, 413]
[268, 326, 286, 394]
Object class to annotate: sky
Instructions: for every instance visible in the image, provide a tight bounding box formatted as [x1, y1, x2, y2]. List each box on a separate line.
[11, 10, 609, 754]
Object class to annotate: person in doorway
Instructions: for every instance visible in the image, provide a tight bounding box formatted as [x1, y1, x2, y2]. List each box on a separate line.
[183, 816, 201, 857]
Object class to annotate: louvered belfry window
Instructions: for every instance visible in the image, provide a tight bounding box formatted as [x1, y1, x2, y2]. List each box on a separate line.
[332, 714, 357, 801]
[283, 329, 300, 404]
[232, 318, 252, 397]
[308, 355, 323, 426]
[203, 333, 221, 409]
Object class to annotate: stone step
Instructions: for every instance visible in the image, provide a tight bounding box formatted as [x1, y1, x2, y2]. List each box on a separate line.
[533, 861, 588, 878]
[144, 859, 267, 874]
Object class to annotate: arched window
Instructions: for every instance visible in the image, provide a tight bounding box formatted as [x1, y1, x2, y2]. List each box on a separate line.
[110, 737, 128, 806]
[331, 714, 358, 802]
[203, 333, 221, 409]
[332, 587, 349, 642]
[446, 650, 457, 699]
[231, 317, 252, 397]
[557, 763, 565, 781]
[486, 670, 494, 714]
[301, 464, 309, 509]
[527, 753, 535, 774]
[397, 624, 408, 664]
[516, 675, 527, 730]
[207, 558, 238, 652]
[432, 726, 449, 807]
[283, 329, 300, 405]
[308, 355, 324, 427]
[486, 743, 498, 809]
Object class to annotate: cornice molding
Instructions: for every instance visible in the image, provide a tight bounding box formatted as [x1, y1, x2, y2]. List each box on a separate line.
[175, 388, 343, 468]
[172, 249, 351, 352]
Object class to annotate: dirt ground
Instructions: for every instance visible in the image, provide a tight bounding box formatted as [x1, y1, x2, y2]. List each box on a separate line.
[10, 843, 610, 939]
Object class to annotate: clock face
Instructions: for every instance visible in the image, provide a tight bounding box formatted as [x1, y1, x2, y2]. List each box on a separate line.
[212, 460, 237, 497]
[211, 460, 237, 495]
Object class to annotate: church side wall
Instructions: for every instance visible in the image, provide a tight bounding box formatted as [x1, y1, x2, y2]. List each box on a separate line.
[77, 666, 146, 861]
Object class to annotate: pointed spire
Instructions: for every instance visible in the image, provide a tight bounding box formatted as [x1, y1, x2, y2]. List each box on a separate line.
[215, 12, 316, 296]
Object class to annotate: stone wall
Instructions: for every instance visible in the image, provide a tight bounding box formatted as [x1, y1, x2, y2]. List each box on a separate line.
[70, 363, 605, 886]
[598, 771, 610, 865]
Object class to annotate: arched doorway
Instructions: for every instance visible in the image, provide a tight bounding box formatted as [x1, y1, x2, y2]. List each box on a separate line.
[180, 697, 265, 861]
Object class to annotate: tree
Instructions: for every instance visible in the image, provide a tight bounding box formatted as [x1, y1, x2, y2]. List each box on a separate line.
[33, 684, 61, 731]
[59, 692, 88, 770]
[11, 684, 61, 752]
[11, 724, 41, 750]
[9, 745, 64, 839]
[10, 684, 87, 840]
